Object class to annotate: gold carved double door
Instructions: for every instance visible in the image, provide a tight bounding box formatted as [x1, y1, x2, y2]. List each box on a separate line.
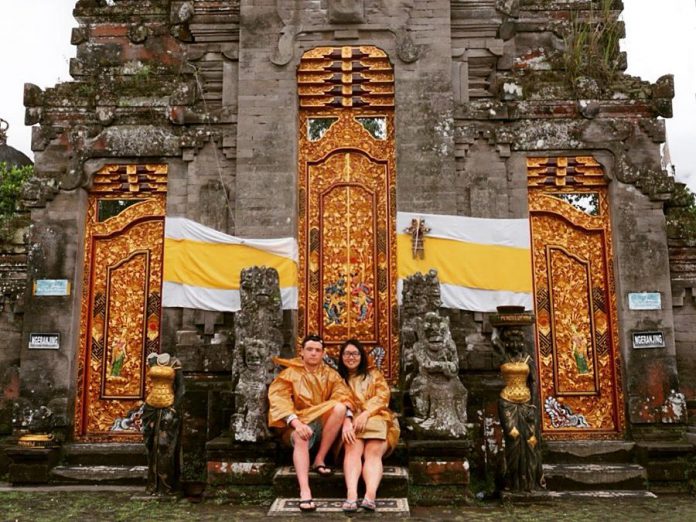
[297, 46, 399, 381]
[74, 165, 167, 440]
[528, 157, 625, 439]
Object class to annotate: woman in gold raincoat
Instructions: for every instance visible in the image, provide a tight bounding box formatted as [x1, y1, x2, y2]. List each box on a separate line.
[338, 339, 400, 513]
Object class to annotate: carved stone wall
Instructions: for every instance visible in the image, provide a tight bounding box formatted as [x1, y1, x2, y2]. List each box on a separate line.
[2, 0, 687, 449]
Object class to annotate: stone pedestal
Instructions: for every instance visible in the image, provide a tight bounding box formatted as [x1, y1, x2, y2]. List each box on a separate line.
[206, 435, 278, 501]
[406, 440, 471, 505]
[6, 446, 60, 485]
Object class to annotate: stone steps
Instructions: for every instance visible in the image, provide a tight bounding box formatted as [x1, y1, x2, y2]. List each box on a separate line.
[634, 440, 696, 493]
[267, 497, 410, 517]
[542, 463, 647, 491]
[62, 443, 147, 467]
[543, 441, 635, 464]
[502, 489, 657, 502]
[50, 443, 148, 486]
[272, 465, 409, 498]
[50, 465, 147, 485]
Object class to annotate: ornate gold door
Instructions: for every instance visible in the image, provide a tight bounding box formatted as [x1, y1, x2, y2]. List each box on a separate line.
[74, 165, 167, 440]
[297, 47, 399, 381]
[527, 157, 625, 439]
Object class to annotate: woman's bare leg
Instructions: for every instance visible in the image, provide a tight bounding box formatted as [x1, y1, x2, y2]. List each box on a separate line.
[343, 439, 364, 502]
[362, 440, 388, 502]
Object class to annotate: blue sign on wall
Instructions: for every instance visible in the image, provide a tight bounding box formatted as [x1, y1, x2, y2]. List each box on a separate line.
[33, 279, 71, 296]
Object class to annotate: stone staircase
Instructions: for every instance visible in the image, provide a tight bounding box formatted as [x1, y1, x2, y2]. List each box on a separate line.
[267, 465, 410, 516]
[634, 440, 696, 494]
[536, 441, 655, 499]
[49, 443, 147, 486]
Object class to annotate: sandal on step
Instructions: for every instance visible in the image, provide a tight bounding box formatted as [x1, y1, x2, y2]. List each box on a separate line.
[342, 499, 358, 513]
[360, 498, 376, 511]
[311, 463, 333, 476]
[298, 499, 317, 512]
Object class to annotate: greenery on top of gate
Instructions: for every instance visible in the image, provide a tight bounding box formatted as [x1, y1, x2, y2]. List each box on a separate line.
[666, 183, 696, 241]
[561, 0, 623, 93]
[0, 161, 33, 218]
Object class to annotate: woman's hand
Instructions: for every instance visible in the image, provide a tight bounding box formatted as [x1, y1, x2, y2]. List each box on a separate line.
[342, 417, 356, 445]
[354, 411, 369, 433]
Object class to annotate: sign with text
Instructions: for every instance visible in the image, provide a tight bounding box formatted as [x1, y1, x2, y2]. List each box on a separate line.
[33, 279, 71, 297]
[628, 292, 661, 311]
[28, 333, 60, 350]
[632, 331, 665, 349]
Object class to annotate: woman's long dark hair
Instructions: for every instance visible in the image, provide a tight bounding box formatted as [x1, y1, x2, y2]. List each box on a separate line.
[338, 338, 369, 382]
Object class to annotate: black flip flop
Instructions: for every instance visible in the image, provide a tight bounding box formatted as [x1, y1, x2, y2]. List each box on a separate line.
[299, 498, 317, 512]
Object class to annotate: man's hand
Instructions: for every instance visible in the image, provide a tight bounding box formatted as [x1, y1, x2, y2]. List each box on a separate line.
[290, 419, 313, 441]
[354, 411, 369, 433]
[342, 417, 356, 445]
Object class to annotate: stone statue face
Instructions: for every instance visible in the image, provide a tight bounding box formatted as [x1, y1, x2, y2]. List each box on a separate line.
[243, 339, 268, 370]
[423, 312, 447, 350]
[501, 328, 526, 354]
[240, 267, 279, 306]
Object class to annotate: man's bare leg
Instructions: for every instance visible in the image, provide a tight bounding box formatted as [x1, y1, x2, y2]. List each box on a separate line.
[362, 440, 388, 502]
[343, 439, 364, 502]
[313, 403, 346, 468]
[292, 432, 313, 506]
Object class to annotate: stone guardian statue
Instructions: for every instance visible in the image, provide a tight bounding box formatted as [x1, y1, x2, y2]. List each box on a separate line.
[491, 307, 545, 492]
[231, 266, 283, 442]
[142, 352, 184, 495]
[408, 311, 468, 438]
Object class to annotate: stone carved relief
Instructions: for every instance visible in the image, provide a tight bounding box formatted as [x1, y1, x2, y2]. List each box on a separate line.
[231, 266, 283, 441]
[230, 337, 274, 441]
[408, 311, 468, 438]
[329, 0, 365, 23]
[401, 270, 442, 386]
[271, 0, 421, 66]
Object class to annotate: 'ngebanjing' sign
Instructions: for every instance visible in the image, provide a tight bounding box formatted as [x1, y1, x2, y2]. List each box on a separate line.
[28, 333, 60, 350]
[632, 331, 665, 349]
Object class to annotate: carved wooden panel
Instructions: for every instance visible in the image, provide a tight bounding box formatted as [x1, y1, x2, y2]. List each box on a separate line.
[528, 157, 624, 439]
[74, 165, 167, 440]
[298, 47, 398, 381]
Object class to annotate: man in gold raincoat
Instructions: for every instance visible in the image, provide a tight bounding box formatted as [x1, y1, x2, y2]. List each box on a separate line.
[268, 334, 354, 512]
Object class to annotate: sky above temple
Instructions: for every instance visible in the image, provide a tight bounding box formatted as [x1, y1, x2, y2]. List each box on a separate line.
[0, 0, 695, 192]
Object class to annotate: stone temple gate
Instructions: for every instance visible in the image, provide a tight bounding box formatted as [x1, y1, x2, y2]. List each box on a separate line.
[2, 0, 696, 503]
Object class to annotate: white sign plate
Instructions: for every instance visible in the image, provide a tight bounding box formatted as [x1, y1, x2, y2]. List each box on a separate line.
[28, 333, 60, 350]
[628, 292, 661, 311]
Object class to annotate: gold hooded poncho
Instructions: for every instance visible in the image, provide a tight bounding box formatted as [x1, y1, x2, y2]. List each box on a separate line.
[268, 357, 354, 440]
[346, 368, 400, 455]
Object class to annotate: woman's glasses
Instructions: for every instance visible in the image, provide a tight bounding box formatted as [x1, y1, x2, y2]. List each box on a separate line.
[342, 351, 361, 359]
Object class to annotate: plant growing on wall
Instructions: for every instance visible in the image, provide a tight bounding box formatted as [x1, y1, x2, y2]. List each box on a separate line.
[666, 183, 696, 241]
[562, 0, 623, 93]
[0, 162, 33, 219]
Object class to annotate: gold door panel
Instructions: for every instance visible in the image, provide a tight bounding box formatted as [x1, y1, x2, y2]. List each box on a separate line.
[74, 165, 167, 440]
[528, 157, 624, 439]
[298, 47, 398, 381]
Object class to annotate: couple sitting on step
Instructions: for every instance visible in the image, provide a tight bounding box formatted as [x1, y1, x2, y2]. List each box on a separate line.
[268, 334, 400, 513]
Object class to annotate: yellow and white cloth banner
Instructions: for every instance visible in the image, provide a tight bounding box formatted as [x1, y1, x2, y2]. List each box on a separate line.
[396, 212, 533, 312]
[163, 217, 298, 311]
